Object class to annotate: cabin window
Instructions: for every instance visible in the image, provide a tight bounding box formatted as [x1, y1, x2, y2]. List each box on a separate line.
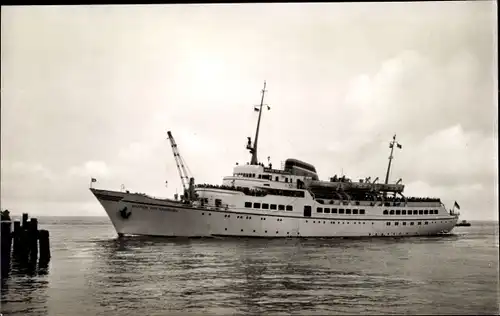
[418, 222, 422, 225]
[258, 175, 262, 179]
[286, 205, 293, 211]
[360, 209, 365, 215]
[424, 210, 428, 215]
[434, 210, 438, 214]
[275, 176, 279, 181]
[410, 222, 414, 226]
[339, 209, 345, 214]
[317, 207, 323, 213]
[346, 209, 351, 215]
[386, 222, 391, 226]
[403, 222, 407, 225]
[303, 205, 312, 217]
[215, 199, 222, 207]
[402, 210, 406, 215]
[285, 178, 288, 183]
[264, 184, 270, 187]
[419, 210, 423, 215]
[390, 210, 395, 215]
[278, 205, 285, 211]
[395, 222, 399, 226]
[270, 204, 277, 210]
[244, 202, 252, 208]
[424, 221, 428, 225]
[332, 208, 337, 214]
[383, 210, 388, 215]
[353, 209, 358, 215]
[324, 208, 330, 213]
[262, 203, 269, 210]
[396, 210, 401, 215]
[254, 203, 261, 208]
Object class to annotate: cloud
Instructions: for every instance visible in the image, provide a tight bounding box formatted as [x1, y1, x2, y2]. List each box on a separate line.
[68, 160, 111, 178]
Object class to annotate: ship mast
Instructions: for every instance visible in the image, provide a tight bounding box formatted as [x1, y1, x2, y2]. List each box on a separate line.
[384, 134, 402, 184]
[247, 81, 269, 165]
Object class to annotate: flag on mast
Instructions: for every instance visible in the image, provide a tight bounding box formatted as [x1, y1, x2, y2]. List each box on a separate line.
[397, 143, 402, 149]
[91, 178, 97, 183]
[454, 201, 460, 210]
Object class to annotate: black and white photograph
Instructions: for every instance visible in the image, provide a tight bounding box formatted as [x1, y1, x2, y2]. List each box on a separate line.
[1, 2, 498, 315]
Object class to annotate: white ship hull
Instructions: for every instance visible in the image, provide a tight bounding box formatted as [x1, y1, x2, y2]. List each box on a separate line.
[91, 188, 458, 238]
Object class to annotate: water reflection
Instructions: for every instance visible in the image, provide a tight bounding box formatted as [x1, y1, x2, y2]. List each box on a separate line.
[1, 267, 49, 316]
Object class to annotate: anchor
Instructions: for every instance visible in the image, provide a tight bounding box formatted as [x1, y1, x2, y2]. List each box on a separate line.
[119, 206, 131, 219]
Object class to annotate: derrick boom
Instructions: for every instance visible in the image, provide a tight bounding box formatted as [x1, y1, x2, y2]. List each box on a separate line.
[167, 131, 193, 198]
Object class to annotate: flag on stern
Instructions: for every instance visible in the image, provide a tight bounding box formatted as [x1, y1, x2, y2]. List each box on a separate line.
[454, 201, 460, 210]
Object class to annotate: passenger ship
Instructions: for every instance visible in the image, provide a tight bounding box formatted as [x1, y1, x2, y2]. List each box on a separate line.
[90, 82, 460, 238]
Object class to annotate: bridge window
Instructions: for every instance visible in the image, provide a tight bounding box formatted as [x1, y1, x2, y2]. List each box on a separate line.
[402, 210, 406, 215]
[244, 202, 252, 208]
[253, 203, 261, 208]
[390, 210, 395, 215]
[353, 209, 358, 215]
[332, 208, 337, 214]
[396, 210, 401, 215]
[408, 210, 413, 215]
[424, 210, 428, 215]
[346, 209, 351, 214]
[270, 204, 277, 210]
[262, 203, 269, 210]
[339, 209, 345, 214]
[383, 210, 388, 215]
[286, 205, 293, 211]
[360, 209, 365, 214]
[278, 205, 285, 211]
[324, 208, 330, 213]
[317, 207, 323, 213]
[434, 210, 439, 214]
[419, 210, 423, 215]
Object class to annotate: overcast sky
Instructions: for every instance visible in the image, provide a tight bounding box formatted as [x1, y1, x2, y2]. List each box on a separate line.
[1, 3, 498, 221]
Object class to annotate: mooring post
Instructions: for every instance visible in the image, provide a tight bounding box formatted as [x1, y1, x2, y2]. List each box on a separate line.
[38, 229, 51, 268]
[12, 220, 21, 256]
[28, 218, 39, 263]
[1, 221, 12, 276]
[22, 213, 29, 230]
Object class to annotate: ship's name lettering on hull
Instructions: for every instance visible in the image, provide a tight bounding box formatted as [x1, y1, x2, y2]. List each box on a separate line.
[131, 204, 178, 212]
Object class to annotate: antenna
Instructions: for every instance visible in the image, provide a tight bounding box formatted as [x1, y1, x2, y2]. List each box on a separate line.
[247, 81, 270, 165]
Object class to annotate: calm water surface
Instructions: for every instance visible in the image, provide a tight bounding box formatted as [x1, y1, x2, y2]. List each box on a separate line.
[1, 217, 498, 315]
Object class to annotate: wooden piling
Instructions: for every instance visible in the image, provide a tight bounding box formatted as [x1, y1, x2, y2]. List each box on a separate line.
[12, 221, 21, 256]
[38, 229, 51, 267]
[1, 221, 12, 276]
[28, 218, 38, 263]
[22, 213, 29, 230]
[2, 213, 51, 276]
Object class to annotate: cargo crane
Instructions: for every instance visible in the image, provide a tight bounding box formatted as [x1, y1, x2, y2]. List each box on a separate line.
[167, 131, 196, 202]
